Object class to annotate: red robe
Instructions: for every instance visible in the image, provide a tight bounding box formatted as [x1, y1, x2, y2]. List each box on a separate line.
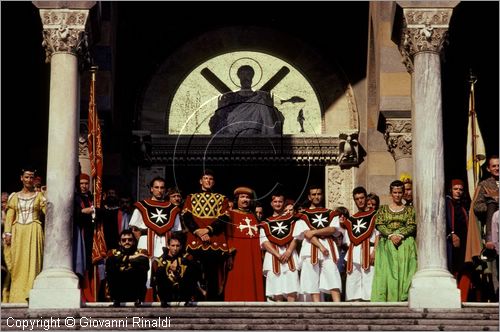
[224, 209, 265, 301]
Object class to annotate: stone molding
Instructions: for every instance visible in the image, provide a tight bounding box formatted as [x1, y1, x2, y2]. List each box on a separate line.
[148, 135, 349, 167]
[397, 8, 454, 72]
[39, 9, 90, 63]
[384, 118, 412, 160]
[325, 165, 354, 211]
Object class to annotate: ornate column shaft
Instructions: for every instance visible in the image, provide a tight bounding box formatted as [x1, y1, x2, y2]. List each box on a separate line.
[29, 5, 94, 309]
[384, 117, 412, 178]
[396, 2, 461, 309]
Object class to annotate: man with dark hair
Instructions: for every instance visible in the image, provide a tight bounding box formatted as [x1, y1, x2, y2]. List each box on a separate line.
[152, 232, 199, 307]
[341, 186, 378, 301]
[254, 202, 264, 221]
[293, 184, 342, 302]
[73, 172, 106, 302]
[222, 187, 265, 301]
[129, 176, 182, 301]
[403, 179, 413, 206]
[102, 187, 121, 250]
[118, 195, 133, 234]
[473, 155, 499, 300]
[129, 176, 182, 258]
[261, 194, 300, 302]
[270, 192, 286, 217]
[106, 229, 149, 307]
[352, 186, 368, 212]
[167, 187, 183, 207]
[182, 169, 229, 300]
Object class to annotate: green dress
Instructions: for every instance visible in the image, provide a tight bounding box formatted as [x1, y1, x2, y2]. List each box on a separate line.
[371, 204, 417, 302]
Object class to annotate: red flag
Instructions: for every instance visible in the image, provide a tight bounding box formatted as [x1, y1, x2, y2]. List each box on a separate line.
[88, 67, 107, 271]
[87, 67, 103, 209]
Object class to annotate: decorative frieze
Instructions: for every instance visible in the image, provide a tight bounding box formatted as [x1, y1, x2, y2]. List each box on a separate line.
[384, 118, 412, 160]
[39, 9, 90, 63]
[397, 8, 454, 73]
[148, 135, 346, 167]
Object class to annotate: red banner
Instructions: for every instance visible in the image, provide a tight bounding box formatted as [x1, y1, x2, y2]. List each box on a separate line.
[87, 68, 103, 209]
[88, 68, 107, 269]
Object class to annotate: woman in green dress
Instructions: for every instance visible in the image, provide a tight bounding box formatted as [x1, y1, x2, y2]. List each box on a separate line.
[371, 180, 417, 301]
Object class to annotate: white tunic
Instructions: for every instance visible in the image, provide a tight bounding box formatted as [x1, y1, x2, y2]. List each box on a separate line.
[128, 208, 181, 258]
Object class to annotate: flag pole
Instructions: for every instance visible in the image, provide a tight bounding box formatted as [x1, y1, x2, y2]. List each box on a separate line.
[469, 71, 478, 185]
[90, 65, 98, 208]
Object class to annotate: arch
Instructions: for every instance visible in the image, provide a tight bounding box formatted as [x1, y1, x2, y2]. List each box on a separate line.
[139, 26, 359, 137]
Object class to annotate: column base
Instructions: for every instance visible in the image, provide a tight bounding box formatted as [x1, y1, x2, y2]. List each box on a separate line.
[408, 268, 461, 309]
[29, 268, 81, 309]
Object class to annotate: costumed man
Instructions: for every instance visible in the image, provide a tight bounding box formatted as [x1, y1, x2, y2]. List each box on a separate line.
[167, 187, 183, 207]
[445, 179, 472, 302]
[128, 176, 182, 301]
[182, 169, 229, 301]
[293, 185, 342, 302]
[73, 173, 107, 302]
[472, 155, 499, 300]
[260, 202, 300, 302]
[340, 202, 377, 301]
[106, 229, 149, 307]
[101, 188, 120, 250]
[117, 195, 133, 235]
[342, 187, 378, 301]
[221, 187, 265, 301]
[152, 232, 200, 307]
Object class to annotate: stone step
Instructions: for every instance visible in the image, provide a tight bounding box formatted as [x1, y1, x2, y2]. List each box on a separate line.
[2, 303, 497, 331]
[4, 309, 498, 319]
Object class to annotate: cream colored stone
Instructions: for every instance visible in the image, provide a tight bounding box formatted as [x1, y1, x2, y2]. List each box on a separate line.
[367, 152, 395, 175]
[408, 47, 460, 309]
[380, 73, 411, 96]
[367, 128, 390, 152]
[380, 96, 412, 111]
[381, 46, 407, 72]
[29, 269, 80, 309]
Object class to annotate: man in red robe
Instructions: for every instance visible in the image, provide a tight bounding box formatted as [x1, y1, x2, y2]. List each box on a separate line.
[222, 186, 265, 301]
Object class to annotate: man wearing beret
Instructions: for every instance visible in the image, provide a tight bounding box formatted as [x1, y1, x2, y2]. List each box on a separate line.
[222, 186, 265, 301]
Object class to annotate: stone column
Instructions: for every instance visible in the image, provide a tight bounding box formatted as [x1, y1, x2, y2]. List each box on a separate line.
[382, 114, 412, 179]
[29, 3, 95, 309]
[396, 2, 460, 308]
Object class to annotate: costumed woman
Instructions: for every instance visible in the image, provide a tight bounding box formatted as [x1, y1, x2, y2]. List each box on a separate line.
[371, 180, 417, 301]
[2, 167, 46, 303]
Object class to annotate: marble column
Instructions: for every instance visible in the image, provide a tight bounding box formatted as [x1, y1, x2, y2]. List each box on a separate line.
[383, 117, 412, 179]
[29, 5, 94, 309]
[396, 3, 461, 308]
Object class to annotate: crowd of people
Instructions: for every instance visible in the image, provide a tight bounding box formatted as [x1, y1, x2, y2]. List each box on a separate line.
[1, 156, 498, 305]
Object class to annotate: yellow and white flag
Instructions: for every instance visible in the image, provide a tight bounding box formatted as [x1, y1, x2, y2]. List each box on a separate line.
[465, 76, 486, 199]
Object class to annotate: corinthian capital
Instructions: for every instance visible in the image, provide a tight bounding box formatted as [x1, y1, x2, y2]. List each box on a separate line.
[39, 9, 90, 63]
[396, 7, 454, 73]
[384, 118, 412, 160]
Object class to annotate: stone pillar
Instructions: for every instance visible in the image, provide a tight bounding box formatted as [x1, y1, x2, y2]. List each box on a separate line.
[382, 114, 412, 179]
[396, 2, 461, 308]
[29, 3, 95, 309]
